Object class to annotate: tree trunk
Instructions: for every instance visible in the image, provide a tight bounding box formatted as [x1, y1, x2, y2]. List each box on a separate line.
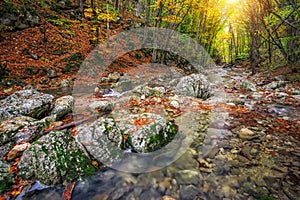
[145, 0, 150, 26]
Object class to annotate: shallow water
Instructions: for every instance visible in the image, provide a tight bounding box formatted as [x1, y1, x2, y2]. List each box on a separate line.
[18, 67, 300, 200]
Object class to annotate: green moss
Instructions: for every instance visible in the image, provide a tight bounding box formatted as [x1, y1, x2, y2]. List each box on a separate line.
[0, 177, 14, 194]
[146, 122, 177, 152]
[259, 197, 276, 200]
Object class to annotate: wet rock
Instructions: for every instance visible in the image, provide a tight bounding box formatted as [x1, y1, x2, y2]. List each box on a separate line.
[162, 196, 176, 200]
[175, 73, 212, 99]
[6, 142, 30, 161]
[0, 89, 54, 120]
[282, 182, 299, 200]
[179, 185, 200, 200]
[120, 113, 177, 153]
[250, 186, 269, 199]
[113, 77, 134, 93]
[198, 158, 213, 173]
[158, 177, 171, 193]
[238, 128, 259, 140]
[140, 188, 161, 200]
[175, 170, 200, 185]
[50, 95, 74, 119]
[77, 118, 124, 165]
[0, 159, 15, 193]
[18, 131, 96, 185]
[171, 149, 198, 170]
[204, 144, 219, 159]
[88, 101, 114, 113]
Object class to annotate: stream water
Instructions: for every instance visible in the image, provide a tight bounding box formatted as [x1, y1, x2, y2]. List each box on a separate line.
[17, 66, 300, 200]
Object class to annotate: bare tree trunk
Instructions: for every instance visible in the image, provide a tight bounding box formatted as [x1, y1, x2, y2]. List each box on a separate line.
[154, 1, 163, 28]
[250, 32, 260, 75]
[145, 0, 150, 26]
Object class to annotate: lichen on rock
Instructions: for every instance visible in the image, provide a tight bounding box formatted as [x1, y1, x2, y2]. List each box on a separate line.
[18, 130, 96, 185]
[175, 73, 212, 100]
[0, 89, 54, 120]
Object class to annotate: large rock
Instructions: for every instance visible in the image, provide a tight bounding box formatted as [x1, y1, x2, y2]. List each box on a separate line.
[0, 11, 40, 30]
[175, 73, 211, 99]
[0, 89, 54, 120]
[77, 113, 177, 165]
[50, 95, 74, 119]
[119, 113, 177, 153]
[18, 131, 96, 185]
[0, 159, 15, 194]
[77, 118, 124, 166]
[88, 100, 114, 113]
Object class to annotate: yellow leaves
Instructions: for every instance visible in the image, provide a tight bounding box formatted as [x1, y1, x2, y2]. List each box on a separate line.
[97, 13, 117, 22]
[162, 15, 181, 24]
[84, 8, 117, 22]
[84, 8, 93, 19]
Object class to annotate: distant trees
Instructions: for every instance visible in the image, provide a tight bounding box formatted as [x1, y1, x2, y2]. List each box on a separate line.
[80, 0, 299, 71]
[227, 0, 299, 73]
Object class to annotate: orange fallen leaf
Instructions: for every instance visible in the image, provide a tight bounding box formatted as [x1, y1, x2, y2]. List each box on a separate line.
[61, 182, 76, 200]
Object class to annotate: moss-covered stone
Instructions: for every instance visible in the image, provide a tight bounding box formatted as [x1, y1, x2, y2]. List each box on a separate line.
[0, 159, 14, 194]
[18, 131, 96, 185]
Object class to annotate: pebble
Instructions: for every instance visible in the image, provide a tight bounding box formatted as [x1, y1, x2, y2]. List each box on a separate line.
[179, 185, 200, 200]
[238, 128, 259, 140]
[175, 170, 200, 185]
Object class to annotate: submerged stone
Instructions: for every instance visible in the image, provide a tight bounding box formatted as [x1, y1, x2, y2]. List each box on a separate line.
[18, 131, 96, 185]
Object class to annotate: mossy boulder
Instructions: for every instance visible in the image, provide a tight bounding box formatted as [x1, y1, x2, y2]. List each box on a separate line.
[77, 118, 124, 166]
[119, 113, 177, 153]
[77, 113, 177, 166]
[18, 131, 96, 185]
